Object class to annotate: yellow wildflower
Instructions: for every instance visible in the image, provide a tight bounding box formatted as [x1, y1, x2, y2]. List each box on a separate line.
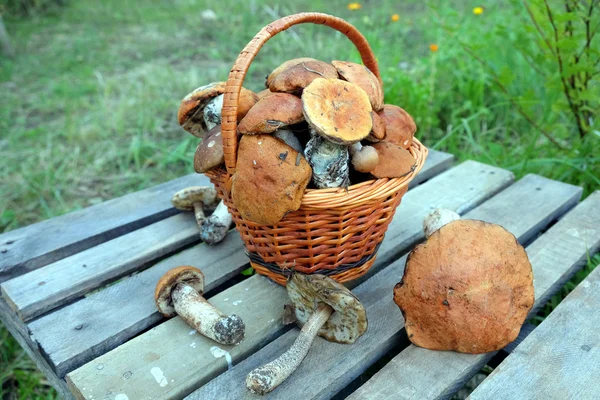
[347, 2, 362, 11]
[391, 14, 400, 22]
[473, 6, 484, 15]
[429, 44, 439, 52]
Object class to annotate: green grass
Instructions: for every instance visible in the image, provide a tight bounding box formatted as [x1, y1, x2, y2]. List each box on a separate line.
[0, 0, 598, 397]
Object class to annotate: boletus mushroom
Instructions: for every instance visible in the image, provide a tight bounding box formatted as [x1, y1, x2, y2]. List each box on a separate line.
[171, 186, 218, 228]
[304, 135, 350, 188]
[238, 93, 304, 134]
[266, 58, 338, 94]
[377, 105, 417, 149]
[349, 142, 379, 173]
[194, 125, 224, 173]
[302, 78, 373, 145]
[394, 217, 534, 354]
[365, 111, 386, 143]
[369, 142, 416, 178]
[177, 82, 258, 138]
[200, 200, 232, 245]
[245, 273, 367, 395]
[332, 60, 384, 111]
[231, 134, 312, 225]
[155, 266, 245, 345]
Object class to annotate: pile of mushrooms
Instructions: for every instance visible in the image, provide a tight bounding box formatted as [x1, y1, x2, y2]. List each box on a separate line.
[394, 209, 535, 354]
[177, 58, 420, 226]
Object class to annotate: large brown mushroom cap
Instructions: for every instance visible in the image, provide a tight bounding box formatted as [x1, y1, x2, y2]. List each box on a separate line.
[332, 60, 384, 111]
[267, 58, 338, 94]
[194, 125, 224, 173]
[287, 273, 367, 344]
[377, 105, 417, 149]
[238, 93, 304, 134]
[231, 135, 312, 225]
[302, 78, 372, 145]
[366, 111, 386, 142]
[394, 220, 534, 354]
[155, 266, 205, 317]
[177, 82, 258, 138]
[370, 142, 416, 178]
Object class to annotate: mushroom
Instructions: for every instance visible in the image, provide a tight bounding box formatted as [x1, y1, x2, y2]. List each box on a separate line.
[194, 125, 224, 173]
[238, 93, 304, 134]
[200, 200, 232, 245]
[274, 129, 303, 153]
[377, 105, 416, 149]
[266, 58, 338, 94]
[231, 134, 311, 225]
[155, 266, 245, 345]
[331, 60, 384, 111]
[369, 141, 416, 178]
[302, 78, 372, 145]
[349, 142, 379, 173]
[171, 186, 218, 228]
[394, 219, 534, 354]
[365, 111, 386, 143]
[256, 88, 274, 100]
[177, 82, 258, 138]
[245, 273, 367, 395]
[304, 135, 350, 188]
[423, 208, 460, 238]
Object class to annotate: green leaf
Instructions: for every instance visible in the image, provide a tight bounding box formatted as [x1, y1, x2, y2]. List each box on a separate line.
[241, 267, 255, 276]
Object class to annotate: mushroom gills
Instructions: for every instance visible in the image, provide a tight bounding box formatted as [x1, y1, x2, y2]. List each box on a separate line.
[203, 94, 224, 131]
[304, 135, 350, 188]
[245, 303, 333, 395]
[172, 283, 245, 345]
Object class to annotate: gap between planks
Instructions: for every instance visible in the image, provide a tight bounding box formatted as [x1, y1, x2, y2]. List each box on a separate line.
[0, 173, 211, 283]
[183, 174, 582, 400]
[21, 151, 453, 380]
[65, 160, 512, 400]
[346, 191, 600, 400]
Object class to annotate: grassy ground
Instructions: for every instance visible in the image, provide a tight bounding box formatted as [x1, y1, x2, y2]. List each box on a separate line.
[0, 0, 598, 397]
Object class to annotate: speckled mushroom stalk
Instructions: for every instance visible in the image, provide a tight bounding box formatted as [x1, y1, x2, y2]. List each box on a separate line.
[423, 208, 460, 238]
[200, 200, 232, 245]
[304, 135, 350, 188]
[245, 273, 367, 395]
[156, 266, 245, 345]
[246, 303, 333, 395]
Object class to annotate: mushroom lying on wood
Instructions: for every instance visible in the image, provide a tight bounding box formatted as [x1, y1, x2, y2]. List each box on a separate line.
[200, 200, 232, 245]
[245, 273, 367, 394]
[238, 93, 304, 134]
[377, 105, 416, 149]
[155, 266, 245, 345]
[302, 78, 372, 145]
[332, 60, 384, 111]
[422, 208, 460, 238]
[304, 135, 350, 188]
[267, 58, 338, 94]
[177, 82, 257, 138]
[171, 186, 218, 228]
[394, 213, 534, 354]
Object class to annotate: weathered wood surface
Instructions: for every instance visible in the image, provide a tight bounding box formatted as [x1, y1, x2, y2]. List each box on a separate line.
[469, 264, 600, 400]
[186, 174, 581, 400]
[0, 173, 210, 282]
[407, 150, 453, 189]
[26, 150, 453, 378]
[65, 161, 512, 399]
[347, 190, 600, 400]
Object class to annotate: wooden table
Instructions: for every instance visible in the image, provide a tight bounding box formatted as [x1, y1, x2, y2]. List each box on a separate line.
[1, 150, 599, 400]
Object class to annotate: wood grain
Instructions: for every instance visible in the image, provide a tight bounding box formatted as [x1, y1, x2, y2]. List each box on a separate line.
[65, 161, 513, 399]
[185, 174, 581, 400]
[0, 173, 210, 282]
[469, 262, 600, 400]
[347, 190, 600, 400]
[24, 150, 452, 379]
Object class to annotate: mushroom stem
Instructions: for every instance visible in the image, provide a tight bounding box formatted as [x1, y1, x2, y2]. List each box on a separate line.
[193, 202, 206, 229]
[423, 208, 460, 238]
[172, 283, 244, 345]
[246, 303, 333, 395]
[200, 200, 232, 244]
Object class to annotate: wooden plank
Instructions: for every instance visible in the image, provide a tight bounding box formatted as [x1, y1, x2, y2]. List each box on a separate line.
[184, 174, 581, 400]
[1, 213, 201, 321]
[408, 150, 454, 189]
[0, 299, 74, 400]
[0, 173, 210, 282]
[65, 161, 512, 399]
[469, 265, 600, 400]
[347, 190, 600, 400]
[26, 149, 453, 378]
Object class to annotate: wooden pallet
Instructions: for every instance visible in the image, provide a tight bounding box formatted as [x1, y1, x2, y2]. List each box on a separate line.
[1, 150, 598, 400]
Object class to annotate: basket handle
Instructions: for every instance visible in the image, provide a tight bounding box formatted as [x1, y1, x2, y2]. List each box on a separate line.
[221, 12, 381, 175]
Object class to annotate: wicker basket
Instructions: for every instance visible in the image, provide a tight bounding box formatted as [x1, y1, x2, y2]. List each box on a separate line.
[205, 12, 428, 285]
